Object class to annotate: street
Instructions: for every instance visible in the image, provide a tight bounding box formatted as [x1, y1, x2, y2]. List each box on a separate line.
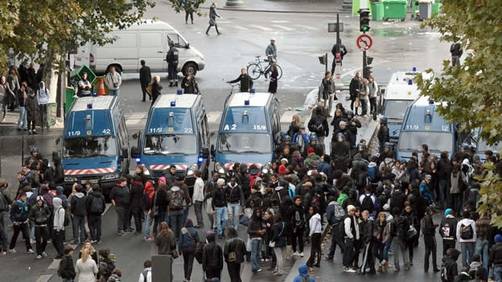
[0, 1, 455, 282]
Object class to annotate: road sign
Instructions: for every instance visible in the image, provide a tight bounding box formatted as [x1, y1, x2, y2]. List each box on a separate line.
[356, 34, 373, 51]
[328, 23, 344, 33]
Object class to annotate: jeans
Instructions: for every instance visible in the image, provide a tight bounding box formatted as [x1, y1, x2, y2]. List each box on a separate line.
[17, 106, 27, 129]
[0, 212, 8, 251]
[250, 238, 262, 272]
[475, 239, 490, 274]
[194, 201, 204, 227]
[328, 224, 344, 258]
[9, 222, 32, 251]
[393, 238, 409, 270]
[494, 265, 502, 282]
[424, 236, 438, 272]
[88, 214, 102, 241]
[360, 98, 368, 115]
[72, 215, 86, 243]
[291, 227, 304, 253]
[144, 211, 153, 238]
[373, 241, 386, 264]
[227, 203, 240, 231]
[307, 233, 322, 267]
[168, 210, 184, 239]
[343, 238, 355, 267]
[52, 229, 65, 257]
[182, 250, 195, 280]
[273, 247, 285, 274]
[38, 104, 48, 129]
[227, 262, 242, 282]
[130, 207, 143, 233]
[461, 241, 475, 267]
[141, 84, 149, 101]
[34, 225, 48, 255]
[215, 206, 228, 236]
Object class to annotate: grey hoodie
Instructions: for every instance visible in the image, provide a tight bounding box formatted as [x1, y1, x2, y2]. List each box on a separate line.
[53, 197, 65, 231]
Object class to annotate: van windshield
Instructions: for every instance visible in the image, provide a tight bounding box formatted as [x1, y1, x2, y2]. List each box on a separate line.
[144, 134, 197, 155]
[218, 133, 271, 154]
[384, 100, 414, 120]
[398, 131, 453, 152]
[64, 136, 117, 158]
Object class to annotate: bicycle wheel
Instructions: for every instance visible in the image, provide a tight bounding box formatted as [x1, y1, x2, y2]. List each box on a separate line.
[276, 64, 283, 80]
[247, 63, 262, 80]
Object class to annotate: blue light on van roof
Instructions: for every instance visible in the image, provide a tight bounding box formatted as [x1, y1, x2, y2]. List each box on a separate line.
[408, 79, 413, 85]
[412, 67, 417, 72]
[170, 100, 176, 107]
[198, 157, 204, 163]
[244, 99, 250, 106]
[176, 89, 183, 95]
[250, 88, 256, 94]
[135, 158, 141, 163]
[87, 103, 92, 109]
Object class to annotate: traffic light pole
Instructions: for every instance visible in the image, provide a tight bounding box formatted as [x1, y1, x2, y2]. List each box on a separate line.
[336, 13, 341, 45]
[363, 49, 368, 79]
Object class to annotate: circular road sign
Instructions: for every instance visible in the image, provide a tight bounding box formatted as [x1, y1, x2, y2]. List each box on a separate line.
[356, 34, 373, 51]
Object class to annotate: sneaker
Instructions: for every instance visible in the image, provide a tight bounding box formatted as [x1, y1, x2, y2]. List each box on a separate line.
[36, 255, 42, 259]
[293, 252, 299, 256]
[27, 249, 34, 254]
[42, 252, 48, 257]
[8, 249, 16, 254]
[32, 129, 37, 134]
[256, 268, 262, 273]
[299, 252, 304, 257]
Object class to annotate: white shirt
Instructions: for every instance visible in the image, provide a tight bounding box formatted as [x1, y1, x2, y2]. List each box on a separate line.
[138, 267, 152, 282]
[456, 218, 477, 243]
[309, 213, 322, 236]
[192, 177, 205, 203]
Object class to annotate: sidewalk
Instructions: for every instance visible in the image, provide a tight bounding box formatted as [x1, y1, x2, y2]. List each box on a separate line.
[204, 0, 344, 13]
[0, 110, 62, 137]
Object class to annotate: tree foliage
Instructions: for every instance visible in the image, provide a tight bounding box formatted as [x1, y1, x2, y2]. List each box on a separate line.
[416, 0, 502, 228]
[167, 0, 206, 15]
[0, 0, 155, 71]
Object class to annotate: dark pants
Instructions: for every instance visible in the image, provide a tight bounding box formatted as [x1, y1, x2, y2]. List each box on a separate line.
[194, 201, 204, 227]
[0, 212, 8, 251]
[183, 250, 195, 280]
[52, 229, 65, 257]
[291, 227, 304, 253]
[424, 237, 438, 271]
[0, 100, 6, 120]
[360, 241, 375, 273]
[373, 240, 386, 264]
[88, 214, 102, 241]
[369, 97, 377, 114]
[34, 225, 48, 255]
[9, 222, 32, 251]
[353, 239, 362, 267]
[185, 11, 194, 23]
[350, 96, 355, 111]
[141, 84, 149, 101]
[307, 233, 322, 267]
[72, 215, 86, 243]
[343, 238, 355, 267]
[438, 179, 449, 209]
[39, 104, 47, 129]
[27, 116, 36, 131]
[328, 224, 345, 258]
[360, 99, 368, 115]
[227, 262, 242, 282]
[167, 64, 178, 84]
[205, 268, 221, 280]
[115, 206, 129, 233]
[130, 207, 143, 233]
[450, 193, 462, 213]
[153, 210, 166, 236]
[206, 24, 220, 35]
[168, 210, 183, 239]
[442, 240, 455, 257]
[406, 239, 414, 264]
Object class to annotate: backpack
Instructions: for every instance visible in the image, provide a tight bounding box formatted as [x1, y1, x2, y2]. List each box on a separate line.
[308, 117, 324, 134]
[361, 195, 374, 213]
[333, 202, 345, 222]
[169, 190, 184, 210]
[460, 223, 474, 240]
[90, 196, 104, 214]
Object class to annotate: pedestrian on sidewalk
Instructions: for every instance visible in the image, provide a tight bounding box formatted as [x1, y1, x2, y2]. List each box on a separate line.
[349, 72, 362, 112]
[57, 246, 76, 281]
[331, 41, 348, 75]
[86, 184, 105, 244]
[307, 206, 322, 271]
[202, 231, 224, 281]
[139, 60, 152, 102]
[26, 85, 38, 134]
[224, 227, 246, 282]
[0, 76, 7, 122]
[342, 205, 359, 273]
[36, 81, 50, 131]
[29, 196, 51, 259]
[0, 179, 12, 254]
[52, 197, 66, 259]
[184, 0, 195, 24]
[367, 75, 378, 117]
[318, 71, 336, 115]
[421, 207, 440, 273]
[192, 170, 205, 228]
[206, 3, 221, 35]
[105, 66, 122, 96]
[110, 177, 131, 236]
[8, 192, 33, 254]
[17, 82, 28, 131]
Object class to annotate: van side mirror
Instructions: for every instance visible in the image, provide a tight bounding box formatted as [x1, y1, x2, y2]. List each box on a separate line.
[131, 146, 140, 159]
[185, 43, 190, 49]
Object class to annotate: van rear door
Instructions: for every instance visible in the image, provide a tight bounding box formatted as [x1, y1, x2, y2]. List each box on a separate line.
[139, 32, 167, 72]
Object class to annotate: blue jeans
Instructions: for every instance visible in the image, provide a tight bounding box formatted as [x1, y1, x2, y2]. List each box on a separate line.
[72, 215, 86, 244]
[108, 89, 119, 96]
[475, 239, 490, 274]
[461, 241, 475, 267]
[143, 211, 152, 238]
[168, 210, 184, 239]
[17, 106, 27, 129]
[494, 265, 502, 282]
[227, 203, 240, 231]
[215, 207, 227, 236]
[250, 238, 262, 272]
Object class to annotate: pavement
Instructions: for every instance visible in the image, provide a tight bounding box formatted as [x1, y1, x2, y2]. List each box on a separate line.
[202, 0, 344, 13]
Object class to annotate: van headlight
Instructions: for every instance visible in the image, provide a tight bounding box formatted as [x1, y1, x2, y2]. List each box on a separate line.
[102, 173, 120, 180]
[64, 176, 77, 182]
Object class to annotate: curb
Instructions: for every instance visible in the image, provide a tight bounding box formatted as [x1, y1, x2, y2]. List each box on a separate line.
[200, 6, 346, 14]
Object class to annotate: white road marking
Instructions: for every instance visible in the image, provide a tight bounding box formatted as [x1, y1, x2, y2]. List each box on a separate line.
[271, 20, 289, 23]
[233, 25, 250, 31]
[295, 24, 319, 31]
[249, 24, 272, 31]
[272, 24, 294, 31]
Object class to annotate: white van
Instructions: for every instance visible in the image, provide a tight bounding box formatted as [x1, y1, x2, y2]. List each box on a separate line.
[74, 19, 205, 76]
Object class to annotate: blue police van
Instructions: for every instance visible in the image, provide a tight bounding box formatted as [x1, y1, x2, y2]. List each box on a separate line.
[60, 96, 129, 197]
[131, 93, 210, 179]
[397, 96, 459, 161]
[213, 91, 281, 170]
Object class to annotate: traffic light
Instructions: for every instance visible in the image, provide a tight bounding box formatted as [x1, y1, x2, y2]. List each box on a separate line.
[359, 8, 371, 33]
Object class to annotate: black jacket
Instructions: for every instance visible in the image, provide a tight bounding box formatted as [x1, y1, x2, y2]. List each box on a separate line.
[359, 219, 373, 243]
[225, 183, 243, 204]
[349, 78, 361, 98]
[129, 181, 145, 209]
[437, 157, 452, 179]
[166, 46, 179, 64]
[331, 43, 348, 60]
[110, 185, 130, 207]
[229, 74, 253, 92]
[70, 193, 87, 217]
[151, 82, 162, 102]
[86, 191, 106, 215]
[202, 242, 223, 272]
[308, 115, 329, 138]
[224, 237, 247, 264]
[58, 255, 76, 279]
[181, 77, 199, 94]
[212, 188, 227, 208]
[139, 66, 152, 86]
[490, 243, 502, 266]
[29, 204, 51, 225]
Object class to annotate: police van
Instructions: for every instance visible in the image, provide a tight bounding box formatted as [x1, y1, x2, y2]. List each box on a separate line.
[131, 93, 210, 179]
[213, 91, 281, 170]
[60, 96, 129, 197]
[381, 71, 422, 141]
[397, 96, 459, 161]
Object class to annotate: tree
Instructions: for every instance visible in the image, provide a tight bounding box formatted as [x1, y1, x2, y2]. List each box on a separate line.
[415, 0, 502, 228]
[167, 0, 206, 15]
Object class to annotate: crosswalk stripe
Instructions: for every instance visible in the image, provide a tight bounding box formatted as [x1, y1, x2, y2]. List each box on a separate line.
[233, 25, 250, 31]
[272, 24, 294, 31]
[248, 24, 272, 31]
[295, 24, 319, 31]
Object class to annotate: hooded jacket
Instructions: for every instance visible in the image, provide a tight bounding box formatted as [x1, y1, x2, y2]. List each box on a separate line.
[53, 197, 65, 231]
[293, 264, 316, 282]
[10, 199, 29, 223]
[85, 191, 105, 215]
[29, 200, 51, 225]
[70, 192, 87, 217]
[202, 233, 223, 272]
[143, 181, 155, 211]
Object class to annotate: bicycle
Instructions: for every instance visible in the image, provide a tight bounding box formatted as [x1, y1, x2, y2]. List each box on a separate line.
[246, 56, 283, 81]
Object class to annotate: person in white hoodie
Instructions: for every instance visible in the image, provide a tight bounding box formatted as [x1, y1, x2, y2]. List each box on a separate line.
[36, 81, 49, 130]
[52, 197, 66, 259]
[306, 206, 322, 271]
[192, 170, 205, 228]
[105, 66, 122, 96]
[456, 210, 477, 268]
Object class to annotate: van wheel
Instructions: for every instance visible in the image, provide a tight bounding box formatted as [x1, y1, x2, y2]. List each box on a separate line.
[182, 62, 197, 76]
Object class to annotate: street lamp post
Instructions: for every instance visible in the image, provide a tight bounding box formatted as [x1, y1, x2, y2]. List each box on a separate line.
[225, 0, 244, 7]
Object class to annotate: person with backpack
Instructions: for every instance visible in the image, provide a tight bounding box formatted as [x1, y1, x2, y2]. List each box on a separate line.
[58, 245, 76, 281]
[202, 231, 224, 281]
[325, 196, 346, 261]
[86, 185, 105, 244]
[359, 186, 376, 217]
[457, 211, 477, 267]
[342, 205, 360, 273]
[179, 219, 199, 282]
[293, 264, 316, 282]
[440, 208, 458, 256]
[441, 248, 460, 282]
[69, 184, 87, 244]
[167, 185, 189, 239]
[421, 207, 440, 273]
[52, 197, 66, 258]
[224, 227, 246, 282]
[29, 196, 51, 259]
[391, 207, 411, 272]
[138, 260, 152, 282]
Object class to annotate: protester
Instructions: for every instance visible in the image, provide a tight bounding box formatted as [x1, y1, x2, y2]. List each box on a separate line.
[138, 260, 152, 282]
[139, 60, 152, 102]
[202, 231, 224, 280]
[9, 192, 33, 253]
[29, 196, 51, 259]
[457, 210, 477, 267]
[224, 227, 247, 282]
[110, 178, 131, 236]
[179, 219, 199, 282]
[58, 246, 76, 282]
[86, 184, 106, 244]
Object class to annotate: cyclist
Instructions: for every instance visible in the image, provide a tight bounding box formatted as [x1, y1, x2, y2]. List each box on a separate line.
[227, 68, 254, 92]
[265, 39, 277, 63]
